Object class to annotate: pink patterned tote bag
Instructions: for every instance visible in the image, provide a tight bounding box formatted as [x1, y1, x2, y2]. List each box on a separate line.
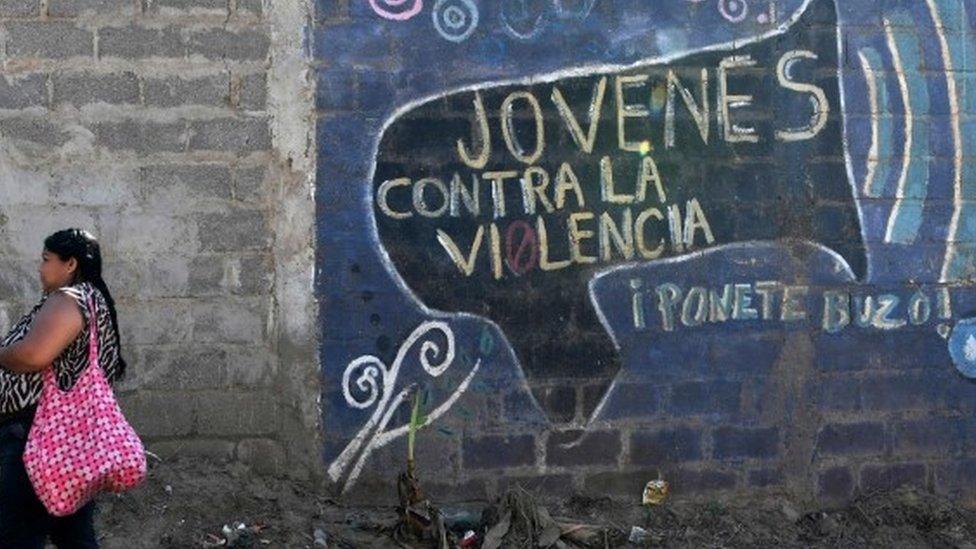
[22, 297, 147, 517]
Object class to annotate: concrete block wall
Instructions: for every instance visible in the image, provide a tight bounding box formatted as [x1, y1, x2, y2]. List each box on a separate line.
[0, 0, 319, 478]
[315, 0, 976, 506]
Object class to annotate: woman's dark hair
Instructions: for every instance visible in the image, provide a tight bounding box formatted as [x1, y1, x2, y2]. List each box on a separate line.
[43, 228, 127, 378]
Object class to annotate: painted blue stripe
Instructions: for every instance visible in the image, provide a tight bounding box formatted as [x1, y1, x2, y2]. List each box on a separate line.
[943, 0, 976, 279]
[885, 13, 931, 244]
[859, 47, 893, 199]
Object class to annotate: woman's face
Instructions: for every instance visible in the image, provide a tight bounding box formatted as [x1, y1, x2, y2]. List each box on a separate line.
[39, 250, 77, 293]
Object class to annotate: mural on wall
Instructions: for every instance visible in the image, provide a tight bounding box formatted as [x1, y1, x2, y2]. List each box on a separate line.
[317, 0, 976, 495]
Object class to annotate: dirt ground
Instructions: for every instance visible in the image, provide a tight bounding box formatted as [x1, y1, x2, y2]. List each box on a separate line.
[92, 457, 976, 548]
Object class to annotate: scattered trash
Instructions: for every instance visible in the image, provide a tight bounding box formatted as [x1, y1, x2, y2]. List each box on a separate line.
[459, 529, 477, 548]
[780, 501, 800, 523]
[643, 479, 669, 506]
[482, 486, 624, 548]
[629, 525, 650, 544]
[164, 484, 173, 495]
[313, 528, 329, 547]
[441, 508, 481, 531]
[221, 523, 244, 546]
[201, 522, 270, 548]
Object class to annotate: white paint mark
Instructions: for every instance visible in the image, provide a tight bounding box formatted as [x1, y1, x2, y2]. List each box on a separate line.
[927, 0, 965, 282]
[858, 50, 882, 197]
[327, 322, 483, 492]
[883, 18, 914, 244]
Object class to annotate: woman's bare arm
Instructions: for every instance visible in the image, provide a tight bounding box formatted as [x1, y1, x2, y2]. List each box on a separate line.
[0, 293, 83, 374]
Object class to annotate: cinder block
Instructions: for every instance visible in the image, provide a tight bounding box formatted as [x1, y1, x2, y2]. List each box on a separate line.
[191, 297, 268, 344]
[668, 379, 741, 417]
[462, 434, 536, 469]
[188, 254, 254, 295]
[546, 429, 620, 467]
[667, 467, 739, 495]
[935, 459, 976, 494]
[48, 0, 136, 16]
[236, 0, 262, 16]
[712, 426, 780, 460]
[197, 207, 270, 252]
[817, 466, 853, 501]
[815, 422, 885, 456]
[117, 300, 193, 345]
[147, 439, 236, 462]
[138, 256, 193, 297]
[130, 346, 228, 391]
[148, 0, 226, 14]
[102, 212, 198, 255]
[5, 22, 92, 58]
[630, 426, 703, 466]
[98, 25, 184, 59]
[748, 468, 784, 488]
[188, 28, 270, 61]
[861, 372, 944, 412]
[144, 74, 230, 107]
[94, 120, 185, 153]
[0, 0, 39, 17]
[0, 117, 69, 146]
[892, 417, 965, 457]
[594, 382, 661, 420]
[0, 74, 47, 109]
[119, 391, 196, 438]
[534, 385, 576, 424]
[140, 164, 233, 207]
[233, 166, 267, 202]
[52, 72, 139, 106]
[195, 391, 278, 436]
[221, 345, 276, 387]
[237, 439, 286, 476]
[1, 206, 97, 256]
[581, 470, 647, 498]
[188, 117, 271, 153]
[49, 164, 141, 206]
[239, 72, 267, 110]
[860, 463, 927, 493]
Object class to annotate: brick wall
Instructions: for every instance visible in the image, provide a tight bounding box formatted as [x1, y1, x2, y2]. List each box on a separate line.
[315, 0, 976, 505]
[0, 0, 319, 478]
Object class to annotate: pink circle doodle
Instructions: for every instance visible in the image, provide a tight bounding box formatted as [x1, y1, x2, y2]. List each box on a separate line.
[718, 0, 748, 22]
[369, 0, 423, 21]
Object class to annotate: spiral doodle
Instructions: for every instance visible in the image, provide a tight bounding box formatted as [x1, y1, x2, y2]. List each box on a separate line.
[369, 0, 423, 21]
[330, 321, 481, 492]
[433, 0, 479, 43]
[718, 0, 749, 22]
[342, 356, 386, 409]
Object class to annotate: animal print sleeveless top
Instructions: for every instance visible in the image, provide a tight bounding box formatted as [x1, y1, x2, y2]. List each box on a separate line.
[0, 282, 122, 414]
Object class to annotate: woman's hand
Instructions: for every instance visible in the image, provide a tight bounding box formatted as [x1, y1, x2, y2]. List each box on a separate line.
[0, 293, 83, 374]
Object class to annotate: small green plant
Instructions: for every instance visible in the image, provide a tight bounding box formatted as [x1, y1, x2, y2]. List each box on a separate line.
[406, 388, 427, 479]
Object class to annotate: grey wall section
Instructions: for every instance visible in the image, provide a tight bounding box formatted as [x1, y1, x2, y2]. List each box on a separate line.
[0, 0, 320, 479]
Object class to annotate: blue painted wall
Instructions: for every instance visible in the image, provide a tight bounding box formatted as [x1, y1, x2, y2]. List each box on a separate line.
[315, 0, 976, 502]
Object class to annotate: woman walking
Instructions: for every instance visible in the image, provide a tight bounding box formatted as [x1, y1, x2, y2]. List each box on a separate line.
[0, 229, 126, 548]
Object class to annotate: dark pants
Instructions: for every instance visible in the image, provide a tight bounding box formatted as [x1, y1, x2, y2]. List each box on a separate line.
[0, 416, 98, 548]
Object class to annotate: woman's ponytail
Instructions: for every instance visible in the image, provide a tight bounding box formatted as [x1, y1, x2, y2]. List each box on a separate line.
[88, 275, 127, 379]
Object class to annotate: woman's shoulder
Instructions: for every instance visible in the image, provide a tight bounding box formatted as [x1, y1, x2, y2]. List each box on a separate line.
[53, 282, 102, 319]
